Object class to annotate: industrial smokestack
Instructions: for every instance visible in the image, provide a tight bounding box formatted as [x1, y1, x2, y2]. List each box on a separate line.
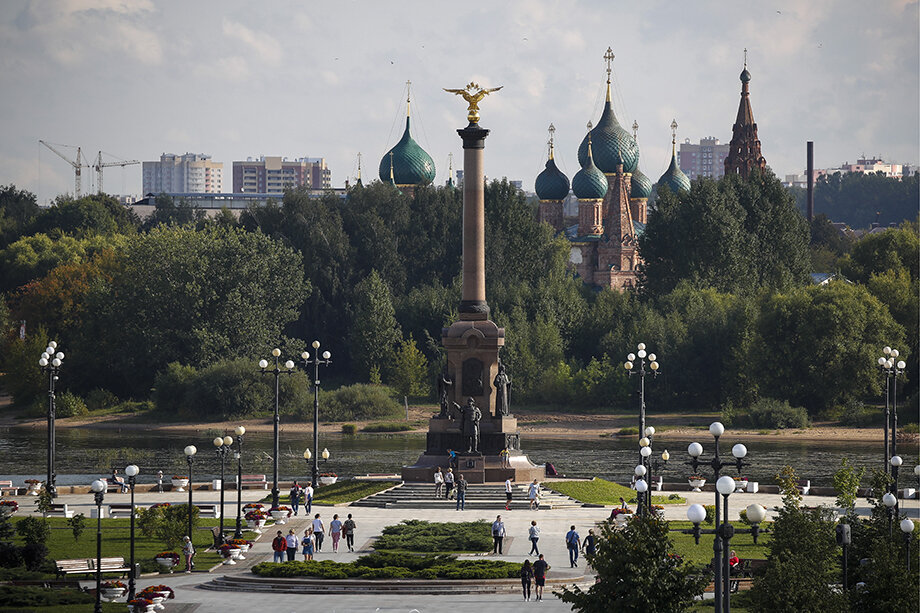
[806, 141, 814, 222]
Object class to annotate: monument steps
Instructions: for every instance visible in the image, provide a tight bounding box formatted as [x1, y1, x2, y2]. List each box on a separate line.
[350, 482, 583, 510]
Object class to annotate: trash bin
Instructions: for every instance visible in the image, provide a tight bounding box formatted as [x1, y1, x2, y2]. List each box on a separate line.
[212, 479, 222, 491]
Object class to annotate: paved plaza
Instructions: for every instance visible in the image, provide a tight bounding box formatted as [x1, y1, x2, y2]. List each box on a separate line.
[5, 486, 917, 611]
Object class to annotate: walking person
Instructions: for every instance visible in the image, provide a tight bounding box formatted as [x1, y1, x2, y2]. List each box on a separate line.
[285, 529, 298, 561]
[445, 468, 455, 500]
[329, 514, 343, 553]
[528, 479, 540, 511]
[447, 448, 458, 470]
[528, 520, 540, 556]
[301, 528, 315, 561]
[520, 559, 534, 601]
[271, 530, 287, 563]
[289, 481, 302, 516]
[312, 514, 325, 552]
[343, 513, 357, 552]
[304, 481, 314, 514]
[533, 554, 550, 602]
[182, 535, 195, 573]
[491, 515, 505, 555]
[455, 474, 468, 511]
[565, 525, 581, 567]
[500, 447, 510, 469]
[504, 477, 513, 510]
[434, 467, 444, 499]
[582, 528, 596, 566]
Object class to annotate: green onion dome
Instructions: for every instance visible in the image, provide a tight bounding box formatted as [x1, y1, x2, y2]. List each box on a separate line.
[378, 116, 435, 186]
[740, 68, 752, 83]
[630, 165, 653, 199]
[577, 98, 639, 174]
[657, 151, 691, 194]
[572, 141, 608, 200]
[535, 157, 570, 201]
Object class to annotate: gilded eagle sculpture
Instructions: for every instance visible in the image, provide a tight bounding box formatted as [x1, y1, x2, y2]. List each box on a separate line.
[443, 82, 503, 124]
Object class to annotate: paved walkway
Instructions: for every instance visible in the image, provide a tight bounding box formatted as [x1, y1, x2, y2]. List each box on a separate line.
[5, 487, 917, 611]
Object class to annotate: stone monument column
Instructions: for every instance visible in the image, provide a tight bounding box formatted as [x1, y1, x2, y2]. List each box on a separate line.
[458, 124, 490, 319]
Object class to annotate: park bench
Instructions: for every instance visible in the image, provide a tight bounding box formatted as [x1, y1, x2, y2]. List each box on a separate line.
[195, 503, 221, 518]
[796, 479, 811, 496]
[44, 503, 73, 518]
[236, 474, 268, 490]
[108, 503, 146, 518]
[103, 477, 127, 493]
[55, 556, 130, 578]
[0, 480, 18, 496]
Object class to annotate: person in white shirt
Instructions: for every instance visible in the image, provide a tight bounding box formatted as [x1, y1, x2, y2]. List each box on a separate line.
[491, 515, 506, 554]
[304, 482, 315, 514]
[284, 529, 298, 561]
[444, 468, 455, 499]
[434, 467, 444, 498]
[312, 513, 325, 551]
[528, 479, 540, 510]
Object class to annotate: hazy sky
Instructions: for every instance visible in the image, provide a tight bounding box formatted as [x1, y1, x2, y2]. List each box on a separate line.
[2, 0, 918, 204]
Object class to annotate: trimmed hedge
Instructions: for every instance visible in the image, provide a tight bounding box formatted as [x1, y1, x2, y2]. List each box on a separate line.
[252, 551, 521, 580]
[374, 520, 491, 553]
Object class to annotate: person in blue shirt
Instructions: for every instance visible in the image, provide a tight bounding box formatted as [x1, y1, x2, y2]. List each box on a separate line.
[565, 525, 581, 567]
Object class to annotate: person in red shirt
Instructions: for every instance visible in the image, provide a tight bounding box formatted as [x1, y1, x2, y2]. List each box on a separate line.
[729, 550, 741, 574]
[272, 530, 287, 563]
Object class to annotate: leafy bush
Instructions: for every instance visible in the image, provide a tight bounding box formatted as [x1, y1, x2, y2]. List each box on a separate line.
[703, 505, 716, 525]
[85, 388, 119, 412]
[362, 422, 412, 432]
[0, 543, 23, 568]
[56, 391, 88, 418]
[838, 400, 880, 426]
[902, 423, 920, 434]
[16, 517, 49, 545]
[251, 552, 521, 580]
[20, 543, 48, 571]
[617, 427, 639, 436]
[315, 384, 403, 422]
[746, 398, 809, 429]
[109, 400, 154, 414]
[340, 423, 357, 435]
[374, 520, 492, 552]
[0, 585, 94, 606]
[67, 513, 86, 542]
[137, 504, 199, 549]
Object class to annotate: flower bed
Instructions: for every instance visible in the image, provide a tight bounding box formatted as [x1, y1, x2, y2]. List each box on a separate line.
[150, 502, 171, 509]
[245, 510, 268, 521]
[252, 551, 522, 580]
[0, 500, 18, 513]
[101, 580, 127, 589]
[242, 503, 263, 512]
[609, 508, 632, 518]
[139, 584, 174, 599]
[227, 538, 253, 548]
[154, 551, 180, 563]
[270, 506, 292, 516]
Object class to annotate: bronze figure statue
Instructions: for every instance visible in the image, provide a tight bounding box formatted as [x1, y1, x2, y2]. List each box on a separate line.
[457, 396, 482, 454]
[437, 367, 453, 419]
[494, 361, 512, 416]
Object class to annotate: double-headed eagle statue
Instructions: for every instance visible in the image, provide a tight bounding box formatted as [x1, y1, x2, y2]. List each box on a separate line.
[443, 82, 503, 124]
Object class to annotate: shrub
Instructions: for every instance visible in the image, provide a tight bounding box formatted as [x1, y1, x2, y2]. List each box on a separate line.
[617, 427, 639, 436]
[703, 505, 716, 525]
[56, 391, 88, 418]
[67, 514, 86, 542]
[0, 585, 94, 607]
[340, 424, 357, 435]
[838, 400, 879, 426]
[108, 400, 154, 414]
[0, 543, 22, 568]
[316, 384, 402, 422]
[746, 398, 809, 429]
[374, 520, 492, 552]
[20, 543, 48, 571]
[902, 423, 920, 434]
[16, 517, 49, 545]
[362, 422, 412, 433]
[251, 552, 522, 580]
[85, 388, 119, 412]
[137, 504, 198, 549]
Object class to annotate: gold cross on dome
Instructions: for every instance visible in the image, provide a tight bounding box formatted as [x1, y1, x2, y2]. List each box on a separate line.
[743, 48, 747, 68]
[604, 47, 614, 81]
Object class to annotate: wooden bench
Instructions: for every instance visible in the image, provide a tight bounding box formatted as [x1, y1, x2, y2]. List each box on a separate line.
[0, 480, 18, 496]
[55, 556, 130, 578]
[195, 504, 220, 518]
[797, 479, 811, 496]
[45, 503, 73, 518]
[236, 474, 268, 490]
[103, 477, 128, 493]
[108, 503, 146, 518]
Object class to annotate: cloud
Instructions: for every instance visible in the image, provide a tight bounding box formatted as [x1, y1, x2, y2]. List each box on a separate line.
[222, 19, 282, 64]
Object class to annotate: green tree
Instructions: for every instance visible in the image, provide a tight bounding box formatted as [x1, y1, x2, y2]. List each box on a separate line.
[756, 282, 903, 414]
[142, 194, 206, 230]
[30, 193, 139, 238]
[749, 467, 847, 612]
[813, 171, 918, 229]
[137, 504, 199, 549]
[349, 270, 401, 380]
[0, 232, 124, 293]
[557, 515, 709, 612]
[833, 458, 865, 514]
[0, 184, 40, 249]
[72, 225, 308, 397]
[0, 327, 50, 408]
[390, 335, 429, 398]
[16, 516, 50, 545]
[67, 514, 86, 542]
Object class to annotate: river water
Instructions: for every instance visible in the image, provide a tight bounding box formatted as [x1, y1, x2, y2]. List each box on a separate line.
[0, 425, 911, 488]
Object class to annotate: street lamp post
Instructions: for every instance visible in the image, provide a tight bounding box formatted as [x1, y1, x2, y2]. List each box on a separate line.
[213, 435, 233, 542]
[233, 426, 246, 539]
[38, 341, 64, 498]
[301, 341, 332, 488]
[687, 422, 749, 613]
[124, 464, 139, 601]
[90, 479, 105, 613]
[878, 347, 906, 474]
[900, 518, 915, 572]
[260, 349, 295, 508]
[625, 344, 659, 514]
[184, 445, 197, 543]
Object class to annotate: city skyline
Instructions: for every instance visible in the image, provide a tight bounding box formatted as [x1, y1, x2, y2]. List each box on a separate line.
[1, 0, 917, 204]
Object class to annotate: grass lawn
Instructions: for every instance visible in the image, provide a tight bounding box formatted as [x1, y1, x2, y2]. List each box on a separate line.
[545, 477, 686, 505]
[10, 517, 256, 577]
[668, 520, 770, 566]
[269, 480, 399, 506]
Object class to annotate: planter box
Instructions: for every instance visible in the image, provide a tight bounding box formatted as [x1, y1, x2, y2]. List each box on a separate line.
[746, 481, 759, 493]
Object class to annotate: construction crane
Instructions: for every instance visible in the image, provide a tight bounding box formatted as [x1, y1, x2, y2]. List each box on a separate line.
[93, 151, 139, 195]
[39, 140, 89, 198]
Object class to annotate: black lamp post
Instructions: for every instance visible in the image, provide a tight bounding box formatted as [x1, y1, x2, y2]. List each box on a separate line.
[233, 426, 246, 539]
[260, 349, 295, 509]
[90, 479, 106, 613]
[301, 341, 332, 488]
[213, 435, 233, 542]
[878, 347, 905, 474]
[124, 464, 139, 601]
[184, 445, 197, 543]
[687, 422, 749, 613]
[625, 344, 659, 513]
[900, 518, 916, 572]
[38, 340, 63, 498]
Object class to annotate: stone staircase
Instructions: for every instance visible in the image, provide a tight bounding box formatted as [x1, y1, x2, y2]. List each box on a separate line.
[350, 482, 583, 510]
